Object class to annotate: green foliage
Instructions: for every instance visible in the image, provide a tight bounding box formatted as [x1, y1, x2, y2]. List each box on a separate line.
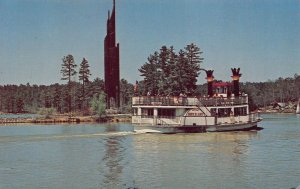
[240, 76, 300, 110]
[120, 79, 134, 113]
[79, 58, 91, 84]
[16, 98, 25, 113]
[61, 54, 77, 112]
[196, 74, 300, 110]
[0, 79, 105, 114]
[61, 54, 77, 82]
[139, 43, 203, 96]
[139, 52, 160, 95]
[78, 58, 91, 111]
[90, 92, 106, 117]
[184, 43, 203, 94]
[119, 100, 132, 114]
[37, 107, 57, 119]
[52, 84, 62, 113]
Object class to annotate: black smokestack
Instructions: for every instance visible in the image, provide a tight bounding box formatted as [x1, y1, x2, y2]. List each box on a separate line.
[205, 70, 214, 97]
[231, 68, 242, 97]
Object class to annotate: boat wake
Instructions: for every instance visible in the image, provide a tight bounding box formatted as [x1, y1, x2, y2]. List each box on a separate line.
[133, 129, 162, 134]
[0, 130, 163, 143]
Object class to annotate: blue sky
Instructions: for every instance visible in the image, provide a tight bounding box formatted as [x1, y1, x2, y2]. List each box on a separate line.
[0, 0, 299, 85]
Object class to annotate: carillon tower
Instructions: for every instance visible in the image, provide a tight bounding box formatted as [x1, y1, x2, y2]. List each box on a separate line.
[104, 0, 120, 108]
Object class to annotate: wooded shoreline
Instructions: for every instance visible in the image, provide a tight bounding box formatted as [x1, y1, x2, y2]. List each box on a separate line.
[0, 114, 131, 125]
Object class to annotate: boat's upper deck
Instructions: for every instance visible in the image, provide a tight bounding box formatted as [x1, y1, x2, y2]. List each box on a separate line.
[132, 95, 248, 107]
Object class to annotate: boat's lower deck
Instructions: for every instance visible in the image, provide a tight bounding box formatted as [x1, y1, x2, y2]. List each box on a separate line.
[134, 120, 262, 134]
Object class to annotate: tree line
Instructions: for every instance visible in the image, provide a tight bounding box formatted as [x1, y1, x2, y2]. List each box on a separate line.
[0, 49, 299, 114]
[195, 74, 300, 110]
[240, 75, 300, 110]
[0, 78, 133, 114]
[0, 54, 133, 114]
[1, 74, 298, 114]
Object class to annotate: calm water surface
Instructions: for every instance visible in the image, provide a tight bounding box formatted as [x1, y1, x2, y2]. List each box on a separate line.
[0, 114, 299, 189]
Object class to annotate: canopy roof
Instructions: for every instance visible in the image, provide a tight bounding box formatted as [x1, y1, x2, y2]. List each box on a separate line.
[212, 82, 232, 87]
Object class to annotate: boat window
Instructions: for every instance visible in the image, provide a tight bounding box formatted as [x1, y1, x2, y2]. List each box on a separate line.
[210, 108, 217, 116]
[141, 108, 153, 116]
[132, 108, 138, 115]
[158, 108, 175, 117]
[218, 108, 231, 117]
[234, 107, 247, 116]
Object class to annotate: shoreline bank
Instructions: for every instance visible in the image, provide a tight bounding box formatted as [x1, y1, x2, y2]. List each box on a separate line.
[0, 114, 131, 125]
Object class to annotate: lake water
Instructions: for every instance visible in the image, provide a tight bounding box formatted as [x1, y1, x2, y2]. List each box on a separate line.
[0, 114, 42, 119]
[0, 114, 299, 189]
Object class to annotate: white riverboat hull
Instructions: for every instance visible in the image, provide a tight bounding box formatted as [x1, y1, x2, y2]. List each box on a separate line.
[205, 121, 259, 132]
[134, 120, 261, 134]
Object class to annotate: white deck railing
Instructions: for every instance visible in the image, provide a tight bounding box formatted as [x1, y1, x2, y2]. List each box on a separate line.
[132, 96, 248, 107]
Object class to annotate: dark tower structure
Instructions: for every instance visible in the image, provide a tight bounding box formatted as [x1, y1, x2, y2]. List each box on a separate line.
[231, 68, 242, 97]
[205, 70, 214, 97]
[104, 0, 120, 108]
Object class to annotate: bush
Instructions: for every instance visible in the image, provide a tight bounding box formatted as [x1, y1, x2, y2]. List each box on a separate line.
[37, 108, 57, 119]
[90, 92, 106, 118]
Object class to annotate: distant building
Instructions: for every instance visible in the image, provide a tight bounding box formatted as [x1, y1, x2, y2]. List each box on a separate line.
[104, 0, 120, 108]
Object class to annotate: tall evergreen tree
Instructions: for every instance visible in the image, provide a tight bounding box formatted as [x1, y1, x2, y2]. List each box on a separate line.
[61, 54, 77, 113]
[158, 46, 170, 95]
[184, 43, 203, 94]
[78, 58, 91, 111]
[165, 46, 178, 95]
[174, 49, 189, 95]
[139, 52, 160, 95]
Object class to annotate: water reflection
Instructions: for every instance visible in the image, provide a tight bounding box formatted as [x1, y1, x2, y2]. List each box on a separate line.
[101, 136, 124, 187]
[99, 125, 135, 189]
[131, 131, 259, 188]
[206, 131, 259, 155]
[208, 131, 259, 181]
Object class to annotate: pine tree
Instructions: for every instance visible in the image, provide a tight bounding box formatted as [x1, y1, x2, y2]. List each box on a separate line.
[158, 46, 170, 95]
[61, 54, 77, 113]
[139, 52, 160, 95]
[184, 43, 203, 94]
[174, 49, 189, 95]
[78, 58, 91, 111]
[165, 46, 177, 95]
